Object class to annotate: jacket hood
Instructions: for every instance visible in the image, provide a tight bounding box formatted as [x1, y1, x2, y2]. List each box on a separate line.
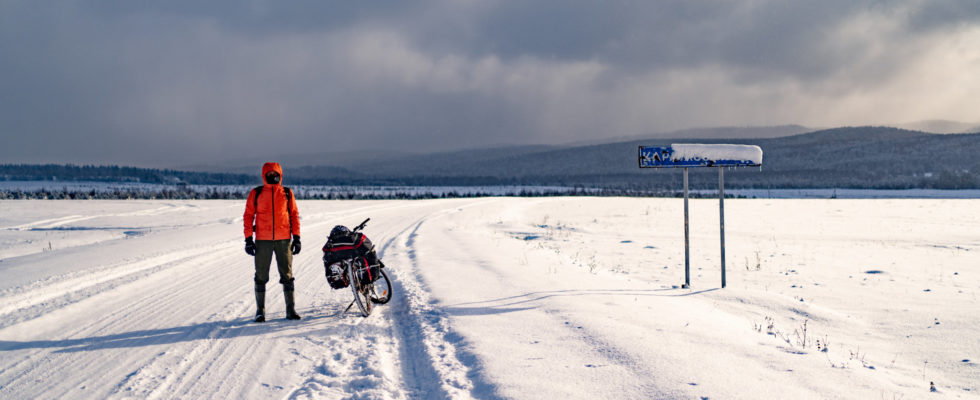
[261, 162, 283, 185]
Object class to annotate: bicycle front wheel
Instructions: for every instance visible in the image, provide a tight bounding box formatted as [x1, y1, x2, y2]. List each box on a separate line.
[369, 268, 392, 304]
[348, 263, 371, 317]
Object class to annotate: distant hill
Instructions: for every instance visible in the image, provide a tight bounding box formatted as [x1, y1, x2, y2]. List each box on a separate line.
[4, 126, 979, 189]
[895, 120, 980, 134]
[186, 126, 809, 174]
[559, 125, 812, 146]
[271, 126, 975, 189]
[0, 164, 253, 185]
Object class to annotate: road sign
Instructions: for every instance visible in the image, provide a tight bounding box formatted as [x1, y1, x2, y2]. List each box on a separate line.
[639, 143, 763, 289]
[639, 144, 762, 168]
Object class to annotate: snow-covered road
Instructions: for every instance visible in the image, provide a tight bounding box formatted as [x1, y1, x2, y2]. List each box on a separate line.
[0, 198, 977, 399]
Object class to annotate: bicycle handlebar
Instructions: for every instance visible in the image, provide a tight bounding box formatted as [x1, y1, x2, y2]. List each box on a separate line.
[351, 218, 370, 233]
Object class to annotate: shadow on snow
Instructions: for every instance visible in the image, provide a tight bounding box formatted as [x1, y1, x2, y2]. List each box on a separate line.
[444, 287, 719, 314]
[0, 304, 363, 353]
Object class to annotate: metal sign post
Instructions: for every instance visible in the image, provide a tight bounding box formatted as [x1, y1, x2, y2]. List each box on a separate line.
[683, 167, 690, 288]
[639, 144, 762, 289]
[719, 167, 726, 288]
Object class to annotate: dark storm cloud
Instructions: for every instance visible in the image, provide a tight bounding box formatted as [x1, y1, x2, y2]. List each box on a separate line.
[905, 1, 980, 31]
[1, 1, 979, 166]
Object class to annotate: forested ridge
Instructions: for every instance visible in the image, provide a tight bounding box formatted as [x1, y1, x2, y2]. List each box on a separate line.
[3, 127, 978, 190]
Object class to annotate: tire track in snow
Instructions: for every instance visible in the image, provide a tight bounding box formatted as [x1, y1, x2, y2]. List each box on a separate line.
[0, 203, 258, 398]
[108, 297, 259, 399]
[377, 204, 505, 400]
[381, 200, 510, 400]
[0, 214, 302, 398]
[0, 204, 369, 330]
[283, 209, 442, 400]
[0, 246, 249, 398]
[0, 200, 489, 399]
[0, 242, 235, 329]
[3, 204, 198, 231]
[100, 215, 365, 398]
[283, 200, 493, 400]
[5, 214, 93, 230]
[380, 218, 457, 399]
[404, 198, 675, 399]
[286, 316, 406, 400]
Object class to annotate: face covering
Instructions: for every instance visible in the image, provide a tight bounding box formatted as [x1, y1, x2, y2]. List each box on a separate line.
[265, 172, 281, 184]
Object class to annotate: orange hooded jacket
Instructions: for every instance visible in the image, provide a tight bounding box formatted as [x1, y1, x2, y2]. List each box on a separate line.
[243, 162, 300, 240]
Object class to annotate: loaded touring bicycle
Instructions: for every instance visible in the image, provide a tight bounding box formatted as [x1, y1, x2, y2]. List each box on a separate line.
[322, 218, 392, 317]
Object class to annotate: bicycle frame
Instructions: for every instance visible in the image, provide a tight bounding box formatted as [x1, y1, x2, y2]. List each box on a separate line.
[341, 259, 372, 291]
[339, 252, 376, 316]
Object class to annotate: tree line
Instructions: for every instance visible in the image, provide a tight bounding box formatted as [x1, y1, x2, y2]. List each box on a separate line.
[0, 186, 677, 200]
[0, 164, 253, 185]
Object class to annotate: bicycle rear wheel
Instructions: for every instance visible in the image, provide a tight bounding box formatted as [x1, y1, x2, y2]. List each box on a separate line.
[369, 268, 392, 304]
[348, 262, 371, 317]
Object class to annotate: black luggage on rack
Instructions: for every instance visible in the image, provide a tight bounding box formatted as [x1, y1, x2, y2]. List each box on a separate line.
[322, 232, 381, 288]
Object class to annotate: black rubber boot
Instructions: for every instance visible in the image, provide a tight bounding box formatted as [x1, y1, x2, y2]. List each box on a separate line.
[284, 290, 301, 320]
[254, 284, 266, 323]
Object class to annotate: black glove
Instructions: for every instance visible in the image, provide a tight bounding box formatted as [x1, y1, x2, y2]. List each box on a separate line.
[291, 235, 301, 255]
[245, 237, 256, 256]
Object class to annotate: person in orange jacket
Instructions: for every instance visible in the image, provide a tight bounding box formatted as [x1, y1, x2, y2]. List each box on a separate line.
[243, 162, 302, 322]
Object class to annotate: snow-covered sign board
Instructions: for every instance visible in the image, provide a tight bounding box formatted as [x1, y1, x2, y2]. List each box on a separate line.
[638, 143, 764, 289]
[638, 144, 763, 168]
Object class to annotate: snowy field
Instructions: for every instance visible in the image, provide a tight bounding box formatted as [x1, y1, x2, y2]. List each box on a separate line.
[0, 198, 977, 399]
[713, 188, 980, 199]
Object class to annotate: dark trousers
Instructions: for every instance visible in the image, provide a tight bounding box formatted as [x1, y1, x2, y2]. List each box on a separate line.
[254, 239, 294, 286]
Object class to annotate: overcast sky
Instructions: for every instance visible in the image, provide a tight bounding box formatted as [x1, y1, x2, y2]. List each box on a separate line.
[2, 1, 979, 166]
